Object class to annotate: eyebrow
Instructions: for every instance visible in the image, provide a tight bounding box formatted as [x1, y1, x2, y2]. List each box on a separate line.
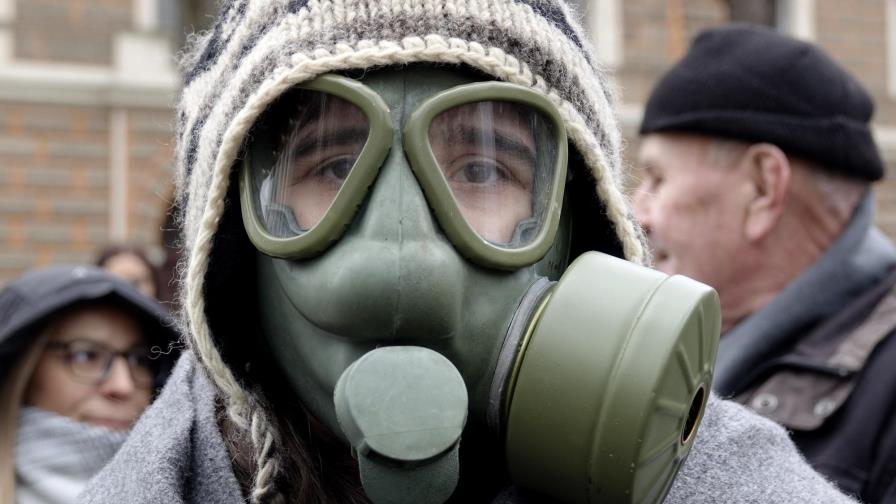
[440, 126, 538, 166]
[287, 127, 369, 159]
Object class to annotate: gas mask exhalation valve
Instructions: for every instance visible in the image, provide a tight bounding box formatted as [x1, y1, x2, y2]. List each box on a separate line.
[334, 347, 468, 504]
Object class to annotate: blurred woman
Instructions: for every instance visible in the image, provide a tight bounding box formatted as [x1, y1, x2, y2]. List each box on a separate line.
[0, 265, 179, 503]
[94, 245, 159, 299]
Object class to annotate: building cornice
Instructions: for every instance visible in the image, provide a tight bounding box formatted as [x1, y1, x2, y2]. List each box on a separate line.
[0, 29, 178, 109]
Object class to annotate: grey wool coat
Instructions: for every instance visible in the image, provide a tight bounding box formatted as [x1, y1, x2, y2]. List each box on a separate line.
[80, 352, 859, 504]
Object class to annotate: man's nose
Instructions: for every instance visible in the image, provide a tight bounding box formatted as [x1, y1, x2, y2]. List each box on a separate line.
[100, 357, 137, 398]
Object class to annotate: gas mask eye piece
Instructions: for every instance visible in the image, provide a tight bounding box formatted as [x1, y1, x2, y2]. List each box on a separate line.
[241, 74, 568, 271]
[240, 75, 394, 259]
[259, 92, 368, 235]
[426, 102, 555, 247]
[404, 82, 568, 270]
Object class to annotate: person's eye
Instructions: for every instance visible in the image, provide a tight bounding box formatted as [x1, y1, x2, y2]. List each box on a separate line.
[291, 156, 354, 186]
[451, 159, 510, 186]
[69, 349, 102, 365]
[316, 157, 353, 182]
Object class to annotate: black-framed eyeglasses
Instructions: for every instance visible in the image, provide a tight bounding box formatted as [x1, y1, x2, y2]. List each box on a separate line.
[46, 340, 156, 388]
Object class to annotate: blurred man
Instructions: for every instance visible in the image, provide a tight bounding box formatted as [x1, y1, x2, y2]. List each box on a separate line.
[633, 24, 896, 502]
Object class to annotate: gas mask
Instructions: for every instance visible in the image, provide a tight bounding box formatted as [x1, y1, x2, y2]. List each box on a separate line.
[240, 67, 720, 503]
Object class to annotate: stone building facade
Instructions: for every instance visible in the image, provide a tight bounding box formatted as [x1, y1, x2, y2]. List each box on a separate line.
[0, 0, 182, 285]
[1, 0, 895, 286]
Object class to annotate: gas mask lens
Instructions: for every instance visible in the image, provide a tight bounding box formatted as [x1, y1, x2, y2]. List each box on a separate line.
[241, 74, 567, 268]
[428, 101, 557, 247]
[250, 89, 370, 237]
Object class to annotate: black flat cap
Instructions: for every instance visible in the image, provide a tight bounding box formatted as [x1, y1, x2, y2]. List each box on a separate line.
[640, 23, 884, 181]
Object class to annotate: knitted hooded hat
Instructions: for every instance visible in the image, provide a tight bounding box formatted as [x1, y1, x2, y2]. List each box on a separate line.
[174, 0, 646, 500]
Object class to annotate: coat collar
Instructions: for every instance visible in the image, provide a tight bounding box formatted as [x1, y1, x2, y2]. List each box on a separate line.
[714, 191, 896, 396]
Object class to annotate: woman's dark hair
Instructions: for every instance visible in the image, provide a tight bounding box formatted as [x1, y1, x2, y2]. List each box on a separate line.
[94, 244, 160, 298]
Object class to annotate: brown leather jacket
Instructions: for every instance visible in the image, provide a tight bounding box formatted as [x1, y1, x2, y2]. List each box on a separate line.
[736, 268, 896, 503]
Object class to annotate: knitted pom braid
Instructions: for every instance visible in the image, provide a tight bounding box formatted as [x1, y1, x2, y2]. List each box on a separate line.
[249, 408, 281, 502]
[176, 1, 648, 501]
[180, 122, 288, 501]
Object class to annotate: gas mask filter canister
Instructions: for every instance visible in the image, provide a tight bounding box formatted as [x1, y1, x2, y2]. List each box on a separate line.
[498, 251, 718, 503]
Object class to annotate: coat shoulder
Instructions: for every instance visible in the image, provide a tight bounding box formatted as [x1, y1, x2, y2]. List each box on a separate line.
[664, 395, 858, 504]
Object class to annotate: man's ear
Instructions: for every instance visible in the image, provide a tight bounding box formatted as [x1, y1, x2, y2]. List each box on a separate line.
[742, 143, 791, 242]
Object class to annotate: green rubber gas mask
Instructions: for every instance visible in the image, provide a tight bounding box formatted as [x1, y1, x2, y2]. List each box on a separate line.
[240, 68, 721, 504]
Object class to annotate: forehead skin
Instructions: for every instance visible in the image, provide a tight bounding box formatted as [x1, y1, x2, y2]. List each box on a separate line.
[639, 133, 732, 179]
[102, 253, 156, 297]
[429, 103, 538, 169]
[637, 132, 744, 212]
[51, 304, 146, 349]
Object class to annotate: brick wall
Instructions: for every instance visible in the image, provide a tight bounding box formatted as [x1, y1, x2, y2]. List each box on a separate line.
[0, 0, 179, 286]
[816, 1, 890, 119]
[812, 0, 896, 238]
[127, 110, 176, 248]
[616, 0, 728, 107]
[0, 103, 174, 284]
[0, 103, 106, 279]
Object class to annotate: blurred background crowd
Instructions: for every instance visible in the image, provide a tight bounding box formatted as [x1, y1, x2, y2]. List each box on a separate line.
[2, 0, 896, 296]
